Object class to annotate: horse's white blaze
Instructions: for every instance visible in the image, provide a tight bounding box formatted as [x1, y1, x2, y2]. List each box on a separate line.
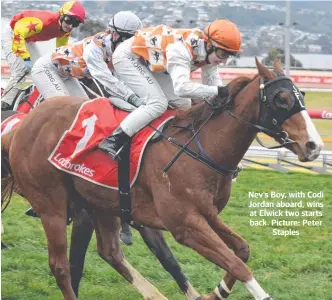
[301, 111, 324, 158]
[185, 283, 200, 300]
[244, 278, 270, 300]
[122, 259, 168, 299]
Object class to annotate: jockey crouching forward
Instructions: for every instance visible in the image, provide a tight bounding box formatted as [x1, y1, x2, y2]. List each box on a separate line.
[99, 19, 242, 160]
[31, 11, 143, 105]
[29, 11, 143, 246]
[1, 1, 85, 110]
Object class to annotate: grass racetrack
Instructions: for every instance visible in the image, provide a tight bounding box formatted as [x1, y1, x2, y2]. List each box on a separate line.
[1, 169, 331, 300]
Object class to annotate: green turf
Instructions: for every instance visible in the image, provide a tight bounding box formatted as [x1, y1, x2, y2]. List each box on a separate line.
[305, 91, 332, 110]
[1, 169, 331, 300]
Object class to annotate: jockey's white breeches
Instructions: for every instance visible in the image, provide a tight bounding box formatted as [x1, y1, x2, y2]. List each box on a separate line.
[112, 37, 191, 137]
[31, 54, 88, 99]
[1, 25, 42, 105]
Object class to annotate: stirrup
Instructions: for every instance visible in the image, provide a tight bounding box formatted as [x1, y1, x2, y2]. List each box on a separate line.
[113, 140, 130, 161]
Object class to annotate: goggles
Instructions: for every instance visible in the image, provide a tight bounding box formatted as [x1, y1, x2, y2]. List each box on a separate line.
[63, 15, 81, 28]
[214, 47, 238, 59]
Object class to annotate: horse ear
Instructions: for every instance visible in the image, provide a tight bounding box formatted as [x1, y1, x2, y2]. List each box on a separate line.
[255, 57, 270, 80]
[273, 58, 285, 75]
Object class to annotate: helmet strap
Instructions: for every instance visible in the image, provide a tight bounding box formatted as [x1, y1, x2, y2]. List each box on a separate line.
[110, 33, 127, 51]
[204, 23, 214, 64]
[109, 16, 133, 51]
[59, 15, 65, 32]
[204, 41, 214, 64]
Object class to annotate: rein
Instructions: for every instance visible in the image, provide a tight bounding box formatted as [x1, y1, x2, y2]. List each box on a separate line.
[150, 96, 240, 176]
[79, 74, 299, 176]
[226, 110, 295, 149]
[161, 74, 303, 174]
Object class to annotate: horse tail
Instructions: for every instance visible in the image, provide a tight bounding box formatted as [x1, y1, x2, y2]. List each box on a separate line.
[1, 130, 16, 212]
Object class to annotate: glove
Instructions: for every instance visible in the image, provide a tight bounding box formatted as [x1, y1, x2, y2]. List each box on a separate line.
[24, 59, 33, 72]
[209, 86, 229, 109]
[217, 86, 229, 98]
[128, 94, 144, 107]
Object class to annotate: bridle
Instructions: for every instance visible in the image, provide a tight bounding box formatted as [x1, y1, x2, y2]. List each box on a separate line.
[226, 74, 306, 149]
[161, 72, 306, 175]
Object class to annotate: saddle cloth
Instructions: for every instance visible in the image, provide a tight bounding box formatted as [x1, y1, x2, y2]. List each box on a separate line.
[1, 113, 26, 136]
[48, 97, 176, 190]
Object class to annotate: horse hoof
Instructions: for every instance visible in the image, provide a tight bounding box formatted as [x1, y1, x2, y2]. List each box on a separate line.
[1, 242, 8, 250]
[25, 207, 40, 218]
[120, 232, 133, 246]
[263, 297, 273, 300]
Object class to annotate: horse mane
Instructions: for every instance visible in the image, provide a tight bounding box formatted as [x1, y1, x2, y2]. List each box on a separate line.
[175, 75, 259, 127]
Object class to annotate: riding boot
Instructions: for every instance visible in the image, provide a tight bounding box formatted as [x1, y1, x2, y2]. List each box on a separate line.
[120, 222, 133, 246]
[1, 102, 11, 111]
[98, 126, 131, 161]
[1, 87, 20, 109]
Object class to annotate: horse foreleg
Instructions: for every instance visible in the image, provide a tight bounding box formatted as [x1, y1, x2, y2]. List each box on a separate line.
[139, 226, 200, 300]
[91, 212, 168, 300]
[204, 215, 250, 299]
[41, 213, 77, 300]
[69, 208, 94, 297]
[170, 213, 271, 300]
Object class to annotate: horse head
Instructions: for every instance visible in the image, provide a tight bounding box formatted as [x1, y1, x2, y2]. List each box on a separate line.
[232, 57, 323, 162]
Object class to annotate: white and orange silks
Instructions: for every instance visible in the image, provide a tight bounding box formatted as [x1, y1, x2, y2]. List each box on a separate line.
[112, 25, 223, 137]
[31, 32, 134, 101]
[131, 25, 203, 72]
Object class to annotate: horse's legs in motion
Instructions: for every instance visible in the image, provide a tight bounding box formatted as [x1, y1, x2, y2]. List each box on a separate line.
[91, 211, 168, 299]
[139, 226, 200, 300]
[69, 209, 94, 298]
[169, 213, 270, 300]
[40, 209, 77, 300]
[69, 211, 198, 299]
[205, 215, 251, 299]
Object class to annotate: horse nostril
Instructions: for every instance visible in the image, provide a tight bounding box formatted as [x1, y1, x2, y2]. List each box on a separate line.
[306, 141, 317, 151]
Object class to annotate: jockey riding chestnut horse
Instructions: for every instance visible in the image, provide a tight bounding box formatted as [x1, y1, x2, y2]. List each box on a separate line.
[1, 57, 323, 299]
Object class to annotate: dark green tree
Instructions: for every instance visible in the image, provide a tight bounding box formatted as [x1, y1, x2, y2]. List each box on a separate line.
[262, 48, 302, 68]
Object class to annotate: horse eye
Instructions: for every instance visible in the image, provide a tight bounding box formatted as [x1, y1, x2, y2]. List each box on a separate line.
[275, 97, 288, 109]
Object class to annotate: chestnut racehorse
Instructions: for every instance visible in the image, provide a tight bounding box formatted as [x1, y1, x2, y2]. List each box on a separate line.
[2, 100, 196, 299]
[1, 59, 323, 300]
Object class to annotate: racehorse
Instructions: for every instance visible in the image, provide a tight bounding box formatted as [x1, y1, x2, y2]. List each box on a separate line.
[1, 58, 323, 300]
[1, 107, 197, 298]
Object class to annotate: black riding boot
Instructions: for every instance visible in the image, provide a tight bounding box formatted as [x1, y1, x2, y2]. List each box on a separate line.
[120, 222, 133, 246]
[98, 126, 130, 161]
[1, 102, 11, 111]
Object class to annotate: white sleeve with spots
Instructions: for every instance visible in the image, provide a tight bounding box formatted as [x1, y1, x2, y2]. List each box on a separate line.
[166, 42, 218, 101]
[83, 42, 133, 100]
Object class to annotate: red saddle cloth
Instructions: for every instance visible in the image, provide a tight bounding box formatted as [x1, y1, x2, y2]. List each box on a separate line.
[48, 98, 176, 190]
[1, 113, 26, 136]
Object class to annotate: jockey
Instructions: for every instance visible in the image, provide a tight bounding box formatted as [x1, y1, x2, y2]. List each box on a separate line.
[98, 19, 242, 160]
[31, 11, 142, 104]
[1, 1, 86, 111]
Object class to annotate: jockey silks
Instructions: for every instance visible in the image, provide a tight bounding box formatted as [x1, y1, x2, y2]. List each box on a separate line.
[10, 10, 70, 60]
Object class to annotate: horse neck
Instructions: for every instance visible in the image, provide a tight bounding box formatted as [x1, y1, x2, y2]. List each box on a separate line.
[200, 81, 260, 170]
